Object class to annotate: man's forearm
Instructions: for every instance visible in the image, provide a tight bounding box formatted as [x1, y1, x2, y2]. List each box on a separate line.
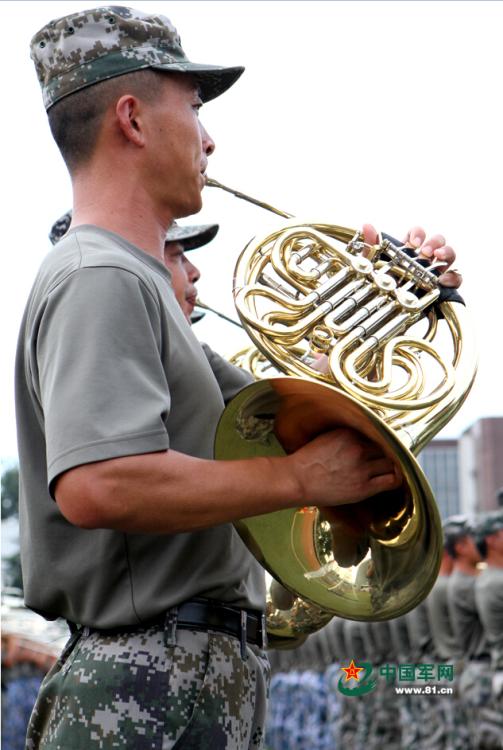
[55, 428, 401, 533]
[55, 450, 302, 533]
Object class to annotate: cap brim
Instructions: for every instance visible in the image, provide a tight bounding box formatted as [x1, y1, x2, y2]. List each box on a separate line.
[190, 310, 206, 324]
[165, 223, 219, 251]
[151, 62, 244, 102]
[183, 223, 219, 250]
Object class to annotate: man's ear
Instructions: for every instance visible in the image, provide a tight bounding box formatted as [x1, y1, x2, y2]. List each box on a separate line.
[115, 94, 145, 147]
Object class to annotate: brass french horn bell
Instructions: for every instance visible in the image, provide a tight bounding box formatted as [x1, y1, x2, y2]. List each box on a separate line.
[205, 178, 477, 641]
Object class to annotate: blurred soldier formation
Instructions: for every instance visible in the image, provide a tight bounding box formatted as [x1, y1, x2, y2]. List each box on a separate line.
[266, 509, 503, 750]
[1, 593, 67, 750]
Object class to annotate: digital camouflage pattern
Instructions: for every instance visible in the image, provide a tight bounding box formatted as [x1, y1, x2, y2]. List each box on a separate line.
[48, 211, 72, 245]
[478, 680, 503, 750]
[164, 222, 219, 252]
[30, 6, 244, 109]
[365, 622, 401, 750]
[458, 660, 494, 749]
[26, 626, 269, 749]
[475, 565, 503, 748]
[475, 510, 503, 540]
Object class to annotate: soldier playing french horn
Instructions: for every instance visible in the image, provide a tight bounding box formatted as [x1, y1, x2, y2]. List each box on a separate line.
[17, 5, 462, 749]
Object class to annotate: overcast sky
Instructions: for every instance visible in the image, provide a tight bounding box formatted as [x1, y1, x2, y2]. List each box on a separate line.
[1, 0, 502, 463]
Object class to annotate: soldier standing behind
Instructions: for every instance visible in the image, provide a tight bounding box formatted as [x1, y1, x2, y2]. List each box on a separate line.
[474, 511, 503, 749]
[343, 620, 375, 749]
[334, 620, 363, 748]
[426, 523, 456, 663]
[405, 599, 442, 749]
[387, 616, 417, 748]
[446, 517, 489, 749]
[324, 617, 346, 744]
[368, 621, 402, 749]
[425, 521, 466, 750]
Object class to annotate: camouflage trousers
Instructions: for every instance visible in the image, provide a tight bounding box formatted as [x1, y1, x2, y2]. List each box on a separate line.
[26, 624, 270, 750]
[458, 660, 494, 750]
[476, 670, 503, 750]
[369, 678, 401, 749]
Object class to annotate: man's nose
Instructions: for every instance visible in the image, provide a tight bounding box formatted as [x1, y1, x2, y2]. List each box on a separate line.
[187, 260, 200, 283]
[200, 122, 215, 156]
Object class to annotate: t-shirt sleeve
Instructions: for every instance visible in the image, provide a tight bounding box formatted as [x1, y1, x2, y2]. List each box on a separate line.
[200, 343, 254, 403]
[36, 266, 171, 495]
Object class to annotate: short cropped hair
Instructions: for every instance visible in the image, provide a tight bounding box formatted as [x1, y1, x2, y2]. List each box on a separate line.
[47, 69, 167, 173]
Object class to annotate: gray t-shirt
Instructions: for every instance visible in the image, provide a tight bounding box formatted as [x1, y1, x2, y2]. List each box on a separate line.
[426, 575, 458, 660]
[325, 616, 348, 663]
[447, 570, 488, 660]
[359, 622, 377, 662]
[405, 601, 434, 661]
[369, 621, 396, 664]
[387, 615, 411, 661]
[474, 566, 503, 669]
[343, 620, 366, 661]
[15, 226, 263, 628]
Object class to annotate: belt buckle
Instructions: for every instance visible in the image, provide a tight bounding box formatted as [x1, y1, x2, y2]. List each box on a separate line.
[260, 613, 268, 650]
[240, 610, 248, 660]
[164, 606, 178, 647]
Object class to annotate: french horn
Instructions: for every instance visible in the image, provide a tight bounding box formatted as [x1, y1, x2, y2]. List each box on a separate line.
[204, 178, 476, 645]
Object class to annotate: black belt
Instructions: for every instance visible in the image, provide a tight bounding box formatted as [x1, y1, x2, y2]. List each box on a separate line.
[469, 653, 491, 663]
[166, 599, 267, 658]
[68, 598, 267, 660]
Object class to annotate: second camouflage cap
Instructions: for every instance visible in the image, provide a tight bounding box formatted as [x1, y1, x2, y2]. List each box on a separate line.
[442, 514, 473, 540]
[31, 5, 244, 109]
[475, 511, 503, 539]
[166, 221, 219, 251]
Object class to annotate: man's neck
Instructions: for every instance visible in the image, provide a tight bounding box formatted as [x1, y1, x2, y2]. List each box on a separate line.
[438, 557, 453, 576]
[485, 551, 503, 568]
[453, 559, 479, 576]
[70, 170, 174, 262]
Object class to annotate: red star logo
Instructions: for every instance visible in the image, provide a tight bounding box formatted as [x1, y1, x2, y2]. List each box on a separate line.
[341, 659, 364, 682]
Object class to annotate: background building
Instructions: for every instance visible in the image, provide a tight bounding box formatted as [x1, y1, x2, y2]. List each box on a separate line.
[458, 417, 503, 514]
[417, 416, 503, 520]
[418, 439, 460, 520]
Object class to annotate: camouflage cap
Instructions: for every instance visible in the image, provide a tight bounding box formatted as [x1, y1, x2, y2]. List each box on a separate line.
[166, 221, 219, 251]
[31, 6, 244, 110]
[442, 514, 473, 544]
[474, 511, 503, 539]
[49, 210, 72, 245]
[49, 212, 218, 251]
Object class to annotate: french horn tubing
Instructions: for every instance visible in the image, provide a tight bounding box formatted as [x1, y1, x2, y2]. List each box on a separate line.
[205, 178, 477, 645]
